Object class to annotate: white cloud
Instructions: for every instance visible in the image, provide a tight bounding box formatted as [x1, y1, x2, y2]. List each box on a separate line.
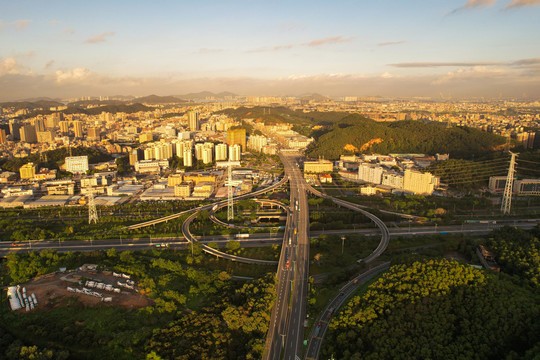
[55, 67, 93, 83]
[381, 72, 394, 79]
[434, 66, 507, 84]
[0, 58, 22, 76]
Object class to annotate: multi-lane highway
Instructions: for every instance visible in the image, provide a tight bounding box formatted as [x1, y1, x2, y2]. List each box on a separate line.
[263, 152, 311, 360]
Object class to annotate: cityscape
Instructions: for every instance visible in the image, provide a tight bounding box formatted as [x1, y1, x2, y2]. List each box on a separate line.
[1, 1, 540, 360]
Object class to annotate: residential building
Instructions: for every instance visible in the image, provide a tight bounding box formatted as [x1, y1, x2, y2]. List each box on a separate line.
[20, 125, 37, 143]
[215, 143, 228, 161]
[227, 128, 246, 151]
[403, 169, 439, 195]
[358, 164, 384, 185]
[20, 163, 37, 180]
[72, 121, 83, 138]
[188, 110, 199, 131]
[229, 144, 241, 161]
[183, 148, 193, 167]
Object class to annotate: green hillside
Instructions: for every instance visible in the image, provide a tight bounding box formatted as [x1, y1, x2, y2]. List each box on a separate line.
[305, 114, 506, 159]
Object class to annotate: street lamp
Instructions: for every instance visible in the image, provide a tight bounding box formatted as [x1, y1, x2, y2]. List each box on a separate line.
[341, 236, 345, 255]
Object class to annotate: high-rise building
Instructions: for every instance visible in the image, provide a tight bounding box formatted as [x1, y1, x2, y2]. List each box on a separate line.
[229, 144, 241, 161]
[194, 143, 204, 160]
[20, 125, 37, 143]
[36, 131, 54, 143]
[227, 128, 246, 151]
[129, 150, 139, 166]
[59, 121, 70, 135]
[188, 110, 199, 131]
[65, 156, 89, 174]
[32, 118, 46, 132]
[72, 121, 83, 138]
[247, 134, 268, 152]
[87, 127, 100, 141]
[20, 163, 37, 180]
[215, 143, 228, 161]
[183, 148, 193, 167]
[202, 147, 213, 164]
[9, 119, 21, 141]
[144, 147, 155, 160]
[0, 129, 6, 145]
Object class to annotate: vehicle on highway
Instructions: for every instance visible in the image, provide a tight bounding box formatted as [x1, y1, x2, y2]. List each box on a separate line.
[235, 234, 250, 239]
[314, 322, 322, 337]
[327, 307, 334, 318]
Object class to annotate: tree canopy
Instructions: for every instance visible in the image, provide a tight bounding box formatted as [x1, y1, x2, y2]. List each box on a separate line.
[323, 259, 540, 360]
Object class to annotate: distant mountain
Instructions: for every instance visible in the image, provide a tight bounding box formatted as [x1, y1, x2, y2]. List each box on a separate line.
[67, 100, 127, 107]
[0, 100, 64, 111]
[299, 93, 331, 101]
[176, 91, 238, 101]
[132, 94, 186, 104]
[20, 97, 63, 103]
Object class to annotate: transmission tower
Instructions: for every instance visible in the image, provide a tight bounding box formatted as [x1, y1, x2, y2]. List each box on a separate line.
[227, 163, 234, 221]
[87, 187, 99, 224]
[501, 152, 517, 214]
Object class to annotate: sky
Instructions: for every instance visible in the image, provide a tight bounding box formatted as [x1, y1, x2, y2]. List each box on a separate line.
[1, 0, 540, 100]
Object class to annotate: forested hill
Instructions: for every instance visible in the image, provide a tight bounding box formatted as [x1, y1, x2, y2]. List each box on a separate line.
[306, 114, 506, 159]
[324, 259, 540, 360]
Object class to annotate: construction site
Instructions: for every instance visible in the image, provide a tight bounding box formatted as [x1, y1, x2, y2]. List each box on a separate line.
[7, 264, 153, 312]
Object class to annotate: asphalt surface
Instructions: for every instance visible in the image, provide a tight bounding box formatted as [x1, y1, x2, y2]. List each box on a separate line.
[263, 152, 311, 360]
[304, 262, 391, 360]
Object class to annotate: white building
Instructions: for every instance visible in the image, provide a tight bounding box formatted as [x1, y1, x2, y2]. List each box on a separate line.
[65, 156, 89, 174]
[202, 147, 213, 164]
[382, 172, 404, 189]
[215, 143, 228, 161]
[358, 164, 383, 185]
[194, 143, 204, 160]
[403, 169, 439, 195]
[247, 134, 268, 152]
[183, 148, 193, 167]
[229, 144, 241, 161]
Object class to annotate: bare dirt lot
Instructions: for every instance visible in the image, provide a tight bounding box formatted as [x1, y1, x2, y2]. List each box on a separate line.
[18, 268, 153, 312]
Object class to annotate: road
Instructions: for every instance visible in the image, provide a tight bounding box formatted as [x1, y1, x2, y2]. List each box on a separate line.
[304, 262, 391, 360]
[263, 152, 311, 360]
[125, 176, 289, 230]
[0, 236, 286, 257]
[181, 208, 278, 265]
[3, 222, 534, 258]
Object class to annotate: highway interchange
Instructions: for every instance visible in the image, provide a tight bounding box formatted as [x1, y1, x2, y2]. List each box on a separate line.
[1, 150, 536, 360]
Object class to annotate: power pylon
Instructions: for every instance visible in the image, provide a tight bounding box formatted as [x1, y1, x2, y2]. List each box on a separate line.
[87, 187, 99, 224]
[227, 163, 234, 221]
[501, 152, 517, 214]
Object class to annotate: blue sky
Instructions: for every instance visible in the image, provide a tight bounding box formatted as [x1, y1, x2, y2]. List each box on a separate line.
[1, 0, 539, 100]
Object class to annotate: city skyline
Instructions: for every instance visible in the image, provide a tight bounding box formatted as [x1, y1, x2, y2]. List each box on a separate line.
[1, 0, 540, 100]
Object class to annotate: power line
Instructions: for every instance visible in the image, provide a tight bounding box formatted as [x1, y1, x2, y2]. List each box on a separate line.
[434, 165, 509, 177]
[516, 159, 540, 166]
[428, 158, 509, 171]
